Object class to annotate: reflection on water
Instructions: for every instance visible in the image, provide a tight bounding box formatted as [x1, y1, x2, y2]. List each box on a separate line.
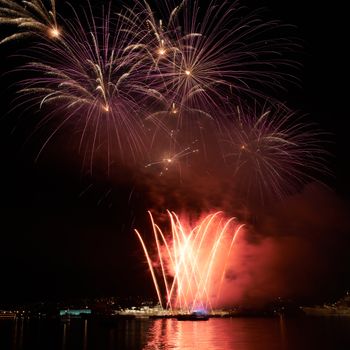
[143, 318, 287, 350]
[1, 316, 350, 350]
[61, 322, 67, 350]
[1, 318, 151, 350]
[143, 317, 350, 350]
[83, 319, 88, 350]
[279, 314, 287, 350]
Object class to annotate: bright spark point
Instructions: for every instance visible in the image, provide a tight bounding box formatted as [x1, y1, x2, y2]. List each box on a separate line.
[171, 103, 178, 114]
[185, 70, 191, 76]
[158, 48, 166, 56]
[49, 27, 60, 38]
[102, 104, 109, 112]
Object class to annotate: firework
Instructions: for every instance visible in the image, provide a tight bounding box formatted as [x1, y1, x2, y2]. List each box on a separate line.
[0, 0, 60, 44]
[0, 0, 327, 199]
[135, 211, 245, 312]
[145, 139, 199, 176]
[18, 4, 151, 168]
[129, 0, 299, 130]
[222, 104, 328, 201]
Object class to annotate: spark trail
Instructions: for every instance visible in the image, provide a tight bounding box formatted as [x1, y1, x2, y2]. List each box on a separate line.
[0, 0, 60, 44]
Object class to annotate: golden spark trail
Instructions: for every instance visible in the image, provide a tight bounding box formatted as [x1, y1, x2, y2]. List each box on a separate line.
[0, 0, 60, 44]
[134, 229, 164, 309]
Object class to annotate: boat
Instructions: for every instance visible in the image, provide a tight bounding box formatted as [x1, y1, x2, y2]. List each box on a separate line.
[302, 305, 350, 317]
[302, 292, 350, 317]
[176, 311, 209, 321]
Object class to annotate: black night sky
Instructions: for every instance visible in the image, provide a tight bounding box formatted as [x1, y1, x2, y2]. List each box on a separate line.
[0, 0, 349, 306]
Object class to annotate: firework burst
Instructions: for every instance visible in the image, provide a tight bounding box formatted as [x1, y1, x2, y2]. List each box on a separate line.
[130, 0, 299, 131]
[18, 4, 151, 169]
[0, 0, 60, 44]
[222, 104, 329, 201]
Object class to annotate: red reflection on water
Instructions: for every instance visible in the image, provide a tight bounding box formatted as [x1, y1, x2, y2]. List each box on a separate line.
[143, 318, 286, 350]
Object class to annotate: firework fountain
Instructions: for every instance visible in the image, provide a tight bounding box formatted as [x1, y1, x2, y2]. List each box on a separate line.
[135, 211, 245, 313]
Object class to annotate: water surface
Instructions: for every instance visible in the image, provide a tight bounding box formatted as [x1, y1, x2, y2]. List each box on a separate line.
[1, 316, 350, 350]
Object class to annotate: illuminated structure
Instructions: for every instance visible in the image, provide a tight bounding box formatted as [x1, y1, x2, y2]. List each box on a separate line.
[59, 309, 92, 317]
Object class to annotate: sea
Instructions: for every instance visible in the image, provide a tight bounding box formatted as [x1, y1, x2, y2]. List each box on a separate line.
[1, 316, 350, 350]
